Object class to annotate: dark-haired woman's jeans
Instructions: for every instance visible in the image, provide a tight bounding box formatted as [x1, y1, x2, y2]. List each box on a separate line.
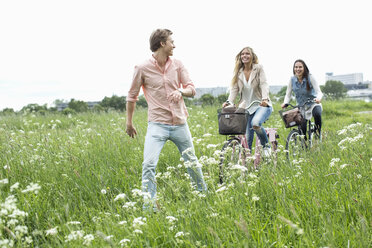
[300, 105, 322, 137]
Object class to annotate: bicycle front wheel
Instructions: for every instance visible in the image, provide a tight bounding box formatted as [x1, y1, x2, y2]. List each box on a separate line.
[285, 129, 306, 161]
[219, 138, 245, 184]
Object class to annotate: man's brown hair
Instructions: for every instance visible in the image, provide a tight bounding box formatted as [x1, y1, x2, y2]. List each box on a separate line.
[149, 29, 173, 52]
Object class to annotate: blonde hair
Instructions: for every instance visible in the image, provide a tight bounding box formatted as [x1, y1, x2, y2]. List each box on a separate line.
[231, 47, 259, 86]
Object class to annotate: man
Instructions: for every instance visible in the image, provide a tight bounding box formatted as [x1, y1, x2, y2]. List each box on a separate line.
[126, 29, 207, 212]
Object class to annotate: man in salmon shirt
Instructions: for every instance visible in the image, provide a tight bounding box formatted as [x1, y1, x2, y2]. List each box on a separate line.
[126, 29, 207, 212]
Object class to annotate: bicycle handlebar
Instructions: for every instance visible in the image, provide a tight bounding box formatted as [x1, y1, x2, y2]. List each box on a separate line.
[283, 98, 316, 109]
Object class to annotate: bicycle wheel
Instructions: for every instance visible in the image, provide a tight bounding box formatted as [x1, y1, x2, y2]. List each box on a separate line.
[219, 138, 245, 184]
[285, 129, 306, 161]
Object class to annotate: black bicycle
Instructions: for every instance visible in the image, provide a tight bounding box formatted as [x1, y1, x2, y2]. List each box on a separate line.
[279, 99, 321, 161]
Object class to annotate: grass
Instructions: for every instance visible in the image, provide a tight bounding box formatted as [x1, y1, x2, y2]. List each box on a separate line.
[0, 99, 371, 247]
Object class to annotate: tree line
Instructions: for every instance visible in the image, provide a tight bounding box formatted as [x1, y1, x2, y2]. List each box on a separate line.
[0, 80, 347, 115]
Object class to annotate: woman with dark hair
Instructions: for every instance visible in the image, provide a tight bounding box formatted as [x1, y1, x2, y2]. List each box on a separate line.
[223, 46, 273, 156]
[281, 59, 323, 138]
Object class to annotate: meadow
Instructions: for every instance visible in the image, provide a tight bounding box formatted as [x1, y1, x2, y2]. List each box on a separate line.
[0, 100, 371, 247]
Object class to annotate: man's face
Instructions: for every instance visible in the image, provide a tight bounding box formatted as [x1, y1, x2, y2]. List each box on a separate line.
[163, 36, 175, 56]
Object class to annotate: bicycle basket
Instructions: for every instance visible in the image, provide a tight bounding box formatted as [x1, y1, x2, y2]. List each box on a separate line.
[218, 107, 247, 135]
[279, 107, 303, 128]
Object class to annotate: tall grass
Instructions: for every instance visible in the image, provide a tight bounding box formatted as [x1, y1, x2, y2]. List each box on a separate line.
[0, 100, 371, 247]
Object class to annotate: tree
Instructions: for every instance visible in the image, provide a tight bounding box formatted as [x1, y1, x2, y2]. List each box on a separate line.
[136, 95, 148, 108]
[92, 104, 104, 112]
[276, 86, 288, 98]
[217, 93, 229, 105]
[183, 97, 194, 107]
[62, 107, 76, 115]
[20, 103, 47, 113]
[200, 93, 215, 106]
[322, 80, 347, 99]
[1, 108, 15, 115]
[100, 95, 126, 111]
[68, 99, 88, 112]
[53, 99, 67, 107]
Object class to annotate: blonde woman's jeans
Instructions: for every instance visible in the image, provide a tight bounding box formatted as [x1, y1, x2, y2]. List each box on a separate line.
[246, 106, 273, 150]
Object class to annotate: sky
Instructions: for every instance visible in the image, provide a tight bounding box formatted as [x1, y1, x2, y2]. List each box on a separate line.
[1, 0, 371, 111]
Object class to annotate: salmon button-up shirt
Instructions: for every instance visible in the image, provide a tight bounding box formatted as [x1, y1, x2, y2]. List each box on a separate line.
[127, 57, 196, 125]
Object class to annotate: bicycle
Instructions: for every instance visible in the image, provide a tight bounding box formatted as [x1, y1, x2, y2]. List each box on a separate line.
[218, 100, 278, 184]
[279, 99, 321, 161]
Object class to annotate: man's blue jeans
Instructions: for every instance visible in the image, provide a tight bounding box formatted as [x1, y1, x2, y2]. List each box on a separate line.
[142, 122, 207, 208]
[246, 106, 273, 150]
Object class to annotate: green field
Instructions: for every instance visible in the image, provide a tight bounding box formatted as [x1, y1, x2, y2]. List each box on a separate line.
[1, 100, 371, 247]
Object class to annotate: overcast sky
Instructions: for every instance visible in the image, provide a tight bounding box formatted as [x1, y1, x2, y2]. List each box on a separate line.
[1, 0, 371, 110]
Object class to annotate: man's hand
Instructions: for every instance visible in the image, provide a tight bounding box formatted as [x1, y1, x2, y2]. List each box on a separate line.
[314, 98, 321, 104]
[126, 123, 137, 138]
[169, 89, 183, 103]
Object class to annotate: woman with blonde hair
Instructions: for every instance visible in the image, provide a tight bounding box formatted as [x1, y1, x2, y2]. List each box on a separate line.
[223, 46, 273, 156]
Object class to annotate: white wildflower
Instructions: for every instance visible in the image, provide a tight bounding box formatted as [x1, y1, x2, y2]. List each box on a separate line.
[133, 229, 143, 234]
[0, 178, 9, 185]
[248, 173, 258, 179]
[296, 228, 304, 235]
[65, 230, 85, 242]
[101, 189, 107, 194]
[166, 216, 178, 223]
[329, 158, 340, 167]
[252, 195, 260, 201]
[230, 164, 248, 172]
[25, 236, 33, 244]
[67, 221, 81, 225]
[45, 227, 58, 236]
[15, 225, 28, 235]
[21, 182, 41, 194]
[357, 174, 362, 179]
[132, 217, 146, 228]
[340, 164, 349, 169]
[131, 189, 143, 197]
[213, 149, 222, 157]
[7, 219, 19, 226]
[118, 220, 127, 225]
[10, 182, 20, 192]
[83, 234, 94, 245]
[203, 133, 212, 137]
[216, 186, 227, 193]
[114, 193, 126, 201]
[119, 238, 130, 246]
[337, 129, 347, 135]
[206, 144, 218, 149]
[123, 201, 137, 209]
[175, 231, 184, 238]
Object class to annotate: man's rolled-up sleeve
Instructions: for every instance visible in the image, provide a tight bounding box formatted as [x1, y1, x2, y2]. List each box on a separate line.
[127, 66, 143, 102]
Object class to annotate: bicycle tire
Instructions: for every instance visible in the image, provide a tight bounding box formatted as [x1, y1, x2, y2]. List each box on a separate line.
[285, 129, 306, 161]
[219, 138, 244, 184]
